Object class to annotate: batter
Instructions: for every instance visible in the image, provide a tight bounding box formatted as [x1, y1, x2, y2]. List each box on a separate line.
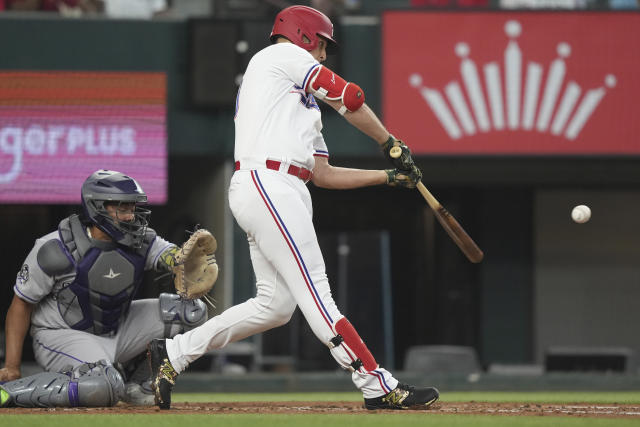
[148, 5, 436, 410]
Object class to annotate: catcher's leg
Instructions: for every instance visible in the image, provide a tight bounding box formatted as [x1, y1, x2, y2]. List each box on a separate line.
[32, 328, 113, 373]
[117, 351, 155, 406]
[158, 293, 208, 335]
[0, 360, 124, 408]
[114, 298, 206, 365]
[110, 297, 206, 405]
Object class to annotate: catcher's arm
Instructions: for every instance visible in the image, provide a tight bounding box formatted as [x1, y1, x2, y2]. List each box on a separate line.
[157, 245, 179, 271]
[0, 295, 34, 381]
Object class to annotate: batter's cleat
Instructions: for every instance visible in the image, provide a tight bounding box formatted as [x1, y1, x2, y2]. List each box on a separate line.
[147, 339, 178, 410]
[364, 383, 439, 410]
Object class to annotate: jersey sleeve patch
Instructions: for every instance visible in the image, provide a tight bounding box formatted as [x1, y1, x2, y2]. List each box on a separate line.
[15, 236, 59, 303]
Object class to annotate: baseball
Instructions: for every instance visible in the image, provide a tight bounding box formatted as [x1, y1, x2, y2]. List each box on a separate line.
[571, 205, 591, 223]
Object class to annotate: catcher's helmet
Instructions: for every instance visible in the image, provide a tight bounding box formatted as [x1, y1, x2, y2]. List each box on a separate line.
[81, 170, 150, 248]
[270, 5, 336, 52]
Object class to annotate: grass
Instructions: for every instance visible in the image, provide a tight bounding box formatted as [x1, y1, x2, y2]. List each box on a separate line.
[4, 413, 640, 427]
[3, 391, 640, 427]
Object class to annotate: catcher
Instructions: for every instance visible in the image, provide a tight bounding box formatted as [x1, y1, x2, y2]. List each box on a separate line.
[0, 170, 218, 408]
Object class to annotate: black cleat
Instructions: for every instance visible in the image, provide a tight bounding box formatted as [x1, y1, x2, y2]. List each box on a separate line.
[364, 383, 439, 410]
[147, 339, 178, 410]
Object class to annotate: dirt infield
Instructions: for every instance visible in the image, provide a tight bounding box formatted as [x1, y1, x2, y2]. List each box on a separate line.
[3, 401, 640, 417]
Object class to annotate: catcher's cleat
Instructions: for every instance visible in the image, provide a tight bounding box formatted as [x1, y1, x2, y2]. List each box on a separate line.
[147, 339, 178, 410]
[122, 381, 155, 406]
[0, 386, 11, 407]
[364, 383, 439, 410]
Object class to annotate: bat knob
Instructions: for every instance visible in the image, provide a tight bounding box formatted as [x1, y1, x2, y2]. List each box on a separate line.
[390, 146, 402, 159]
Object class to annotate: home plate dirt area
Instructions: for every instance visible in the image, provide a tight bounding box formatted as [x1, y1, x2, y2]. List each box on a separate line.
[3, 402, 640, 417]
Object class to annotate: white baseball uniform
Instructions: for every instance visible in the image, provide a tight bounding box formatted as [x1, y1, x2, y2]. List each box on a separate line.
[165, 42, 398, 398]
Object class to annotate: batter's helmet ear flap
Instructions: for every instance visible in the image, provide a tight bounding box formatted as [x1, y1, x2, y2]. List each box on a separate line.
[270, 5, 337, 52]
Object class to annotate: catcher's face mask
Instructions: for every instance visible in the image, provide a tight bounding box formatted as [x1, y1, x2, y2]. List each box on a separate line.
[99, 201, 150, 248]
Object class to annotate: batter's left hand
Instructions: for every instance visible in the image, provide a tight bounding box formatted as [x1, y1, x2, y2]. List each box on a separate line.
[381, 135, 416, 171]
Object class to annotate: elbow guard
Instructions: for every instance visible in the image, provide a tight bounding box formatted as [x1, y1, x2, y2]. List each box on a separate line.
[306, 65, 365, 115]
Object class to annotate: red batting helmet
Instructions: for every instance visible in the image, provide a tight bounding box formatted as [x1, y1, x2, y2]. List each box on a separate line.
[270, 5, 337, 52]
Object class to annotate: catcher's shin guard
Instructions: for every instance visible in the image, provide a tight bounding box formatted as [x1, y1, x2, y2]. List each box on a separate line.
[148, 338, 177, 410]
[0, 361, 124, 408]
[328, 317, 378, 372]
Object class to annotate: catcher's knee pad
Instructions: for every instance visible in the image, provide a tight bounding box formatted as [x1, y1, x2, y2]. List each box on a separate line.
[1, 360, 124, 407]
[159, 292, 208, 329]
[327, 317, 378, 372]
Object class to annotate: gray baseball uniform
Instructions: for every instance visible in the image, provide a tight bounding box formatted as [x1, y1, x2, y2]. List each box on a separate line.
[14, 214, 176, 372]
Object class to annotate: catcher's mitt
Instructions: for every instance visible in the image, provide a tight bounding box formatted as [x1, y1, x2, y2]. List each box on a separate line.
[173, 229, 218, 300]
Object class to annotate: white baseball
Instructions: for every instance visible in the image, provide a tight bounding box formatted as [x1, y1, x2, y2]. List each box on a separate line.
[571, 205, 591, 223]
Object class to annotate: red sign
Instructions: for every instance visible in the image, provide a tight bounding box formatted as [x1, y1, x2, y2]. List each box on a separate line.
[383, 12, 640, 154]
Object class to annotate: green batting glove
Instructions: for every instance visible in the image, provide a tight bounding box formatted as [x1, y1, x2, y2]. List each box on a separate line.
[385, 165, 422, 188]
[381, 135, 416, 171]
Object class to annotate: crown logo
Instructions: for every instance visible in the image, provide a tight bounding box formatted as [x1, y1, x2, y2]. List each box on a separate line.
[409, 20, 616, 140]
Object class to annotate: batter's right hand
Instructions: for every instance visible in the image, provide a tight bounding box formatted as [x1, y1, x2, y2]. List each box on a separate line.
[0, 366, 21, 381]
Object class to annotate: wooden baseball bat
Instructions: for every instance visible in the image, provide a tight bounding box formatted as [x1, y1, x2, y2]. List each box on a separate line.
[389, 146, 484, 263]
[416, 182, 484, 263]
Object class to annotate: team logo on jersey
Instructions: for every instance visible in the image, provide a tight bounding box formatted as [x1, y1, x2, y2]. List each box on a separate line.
[290, 85, 319, 110]
[17, 264, 29, 284]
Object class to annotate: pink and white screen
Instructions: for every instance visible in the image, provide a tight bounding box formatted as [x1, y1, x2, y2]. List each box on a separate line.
[0, 71, 167, 203]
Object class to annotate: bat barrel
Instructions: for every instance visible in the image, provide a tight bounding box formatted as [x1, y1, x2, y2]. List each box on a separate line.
[418, 182, 483, 263]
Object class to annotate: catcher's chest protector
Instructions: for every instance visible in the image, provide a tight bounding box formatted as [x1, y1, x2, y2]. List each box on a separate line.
[48, 215, 152, 335]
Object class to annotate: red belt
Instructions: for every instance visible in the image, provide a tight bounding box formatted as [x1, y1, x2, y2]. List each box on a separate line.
[234, 160, 313, 183]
